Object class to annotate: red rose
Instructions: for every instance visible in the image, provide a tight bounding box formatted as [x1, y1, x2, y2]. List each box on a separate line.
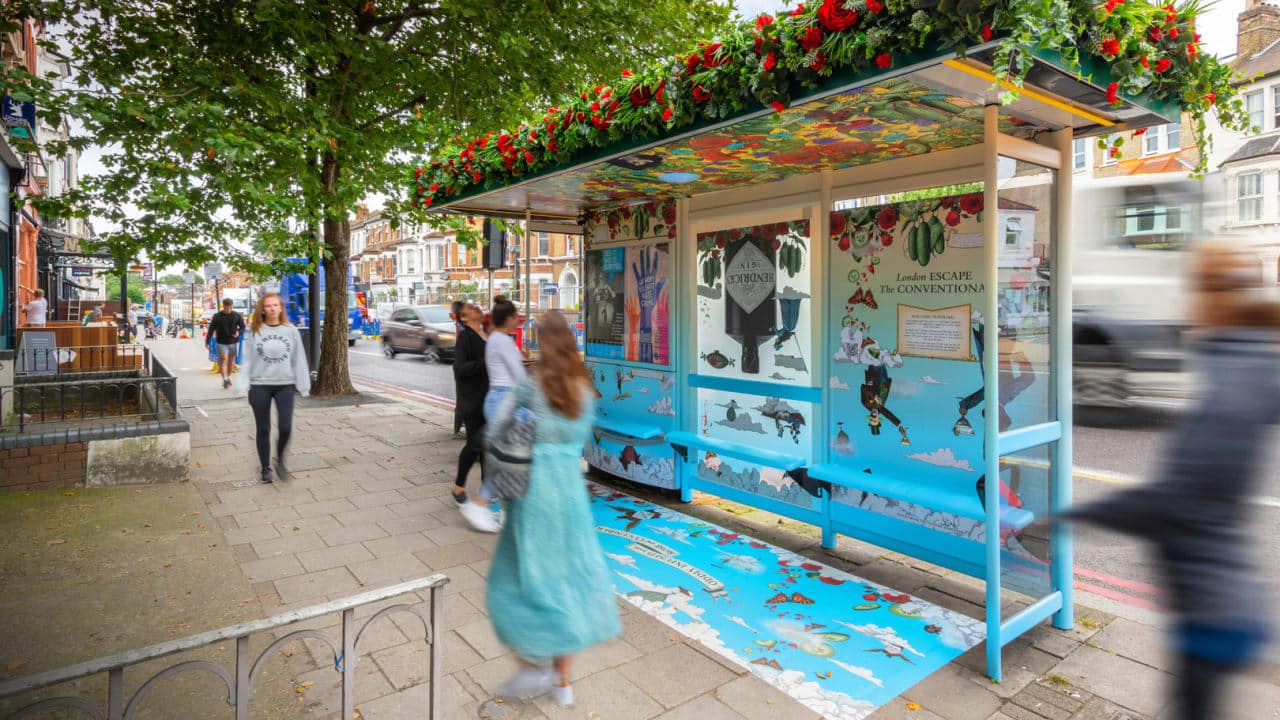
[764, 52, 777, 71]
[655, 81, 666, 104]
[662, 107, 674, 122]
[875, 52, 892, 69]
[809, 51, 827, 71]
[422, 196, 432, 208]
[546, 140, 557, 152]
[629, 85, 652, 108]
[685, 53, 702, 75]
[771, 100, 786, 113]
[590, 101, 600, 112]
[830, 212, 846, 236]
[693, 85, 713, 103]
[959, 193, 983, 215]
[1169, 27, 1179, 39]
[981, 24, 992, 41]
[472, 171, 482, 182]
[802, 26, 824, 51]
[429, 183, 439, 192]
[576, 111, 586, 122]
[1101, 37, 1119, 56]
[1149, 25, 1162, 42]
[756, 13, 773, 31]
[791, 3, 805, 17]
[1205, 91, 1216, 105]
[876, 206, 898, 230]
[703, 42, 724, 67]
[940, 196, 955, 208]
[866, 0, 883, 13]
[414, 167, 423, 179]
[524, 151, 535, 164]
[1133, 127, 1147, 136]
[1154, 58, 1171, 73]
[945, 209, 961, 227]
[1106, 81, 1118, 104]
[816, 0, 858, 32]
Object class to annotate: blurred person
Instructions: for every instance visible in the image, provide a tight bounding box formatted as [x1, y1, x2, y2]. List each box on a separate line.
[1063, 243, 1278, 720]
[236, 293, 310, 484]
[206, 298, 246, 388]
[22, 289, 47, 327]
[452, 303, 500, 532]
[451, 300, 465, 437]
[484, 295, 527, 421]
[126, 304, 139, 342]
[486, 311, 620, 706]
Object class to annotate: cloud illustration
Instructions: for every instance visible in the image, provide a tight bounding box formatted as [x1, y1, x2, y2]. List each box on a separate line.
[648, 396, 675, 416]
[829, 376, 850, 390]
[907, 448, 974, 472]
[920, 375, 948, 385]
[714, 413, 766, 433]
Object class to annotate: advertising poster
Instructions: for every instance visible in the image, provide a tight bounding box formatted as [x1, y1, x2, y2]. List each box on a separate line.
[585, 247, 626, 358]
[623, 243, 671, 365]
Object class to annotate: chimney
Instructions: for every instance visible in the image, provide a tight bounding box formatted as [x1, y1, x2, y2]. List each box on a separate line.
[354, 203, 370, 223]
[1239, 1, 1280, 59]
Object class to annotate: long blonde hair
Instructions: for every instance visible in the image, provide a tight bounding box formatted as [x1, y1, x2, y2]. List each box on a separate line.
[249, 293, 290, 334]
[537, 311, 590, 419]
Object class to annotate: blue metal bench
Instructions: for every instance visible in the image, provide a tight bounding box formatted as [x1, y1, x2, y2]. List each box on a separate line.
[593, 415, 665, 441]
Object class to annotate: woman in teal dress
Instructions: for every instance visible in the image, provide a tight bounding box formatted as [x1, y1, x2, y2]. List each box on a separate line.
[487, 311, 621, 707]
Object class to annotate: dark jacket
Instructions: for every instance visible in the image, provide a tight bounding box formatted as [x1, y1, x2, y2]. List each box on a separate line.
[1064, 330, 1279, 636]
[453, 326, 489, 415]
[206, 310, 245, 346]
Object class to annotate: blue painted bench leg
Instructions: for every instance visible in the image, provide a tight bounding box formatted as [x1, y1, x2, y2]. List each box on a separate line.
[820, 491, 836, 550]
[678, 453, 694, 504]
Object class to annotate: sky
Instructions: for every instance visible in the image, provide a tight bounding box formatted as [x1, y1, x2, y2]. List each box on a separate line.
[76, 0, 1250, 269]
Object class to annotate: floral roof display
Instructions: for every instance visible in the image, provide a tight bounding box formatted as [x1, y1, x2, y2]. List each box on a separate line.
[414, 0, 1248, 217]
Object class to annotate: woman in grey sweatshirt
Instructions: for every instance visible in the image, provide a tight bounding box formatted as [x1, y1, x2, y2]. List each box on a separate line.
[236, 293, 311, 483]
[1064, 245, 1278, 720]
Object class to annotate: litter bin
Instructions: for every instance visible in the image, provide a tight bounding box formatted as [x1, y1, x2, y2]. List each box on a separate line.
[298, 326, 315, 368]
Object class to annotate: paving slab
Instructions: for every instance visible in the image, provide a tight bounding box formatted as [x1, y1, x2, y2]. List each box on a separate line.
[297, 542, 376, 572]
[1050, 645, 1169, 717]
[619, 643, 738, 709]
[530, 667, 665, 720]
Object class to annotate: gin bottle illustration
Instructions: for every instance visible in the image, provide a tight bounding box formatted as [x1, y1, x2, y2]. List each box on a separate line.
[723, 230, 777, 374]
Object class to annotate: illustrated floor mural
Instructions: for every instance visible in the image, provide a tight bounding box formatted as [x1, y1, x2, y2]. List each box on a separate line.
[586, 482, 985, 720]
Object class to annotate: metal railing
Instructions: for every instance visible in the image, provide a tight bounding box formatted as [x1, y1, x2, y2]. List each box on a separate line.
[15, 345, 150, 378]
[5, 375, 177, 432]
[0, 575, 448, 720]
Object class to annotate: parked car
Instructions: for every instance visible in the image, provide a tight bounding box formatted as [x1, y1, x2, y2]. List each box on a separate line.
[382, 305, 456, 362]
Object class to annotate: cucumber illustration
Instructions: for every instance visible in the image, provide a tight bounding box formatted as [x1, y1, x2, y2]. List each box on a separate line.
[919, 225, 933, 266]
[908, 225, 919, 262]
[930, 217, 946, 255]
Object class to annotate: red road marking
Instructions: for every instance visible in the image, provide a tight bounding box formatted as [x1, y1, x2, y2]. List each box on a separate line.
[351, 374, 455, 407]
[1074, 580, 1162, 611]
[1074, 566, 1164, 598]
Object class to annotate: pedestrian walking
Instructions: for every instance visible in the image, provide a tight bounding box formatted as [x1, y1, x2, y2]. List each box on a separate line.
[206, 298, 246, 388]
[483, 295, 528, 421]
[22, 289, 47, 327]
[486, 311, 620, 706]
[127, 304, 139, 342]
[452, 302, 500, 532]
[1063, 243, 1278, 720]
[451, 300, 465, 437]
[236, 293, 310, 484]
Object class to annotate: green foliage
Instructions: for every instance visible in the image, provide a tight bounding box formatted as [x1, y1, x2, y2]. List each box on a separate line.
[103, 273, 146, 305]
[413, 0, 1246, 200]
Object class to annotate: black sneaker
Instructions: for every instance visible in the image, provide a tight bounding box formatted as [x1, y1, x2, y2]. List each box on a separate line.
[223, 377, 231, 389]
[261, 467, 273, 484]
[274, 457, 289, 481]
[452, 489, 468, 505]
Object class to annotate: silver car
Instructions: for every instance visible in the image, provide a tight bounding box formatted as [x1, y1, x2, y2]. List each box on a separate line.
[381, 305, 456, 362]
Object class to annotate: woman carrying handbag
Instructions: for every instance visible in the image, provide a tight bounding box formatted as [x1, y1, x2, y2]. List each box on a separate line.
[484, 311, 620, 707]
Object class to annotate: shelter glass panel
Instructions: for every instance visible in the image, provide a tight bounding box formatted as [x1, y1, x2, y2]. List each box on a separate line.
[998, 442, 1056, 615]
[994, 158, 1055, 433]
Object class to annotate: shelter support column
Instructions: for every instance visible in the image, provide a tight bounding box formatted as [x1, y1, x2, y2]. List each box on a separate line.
[524, 207, 532, 319]
[981, 103, 1003, 682]
[1050, 127, 1075, 630]
[818, 169, 836, 550]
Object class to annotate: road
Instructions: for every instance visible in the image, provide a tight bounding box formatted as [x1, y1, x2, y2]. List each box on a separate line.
[347, 341, 1279, 619]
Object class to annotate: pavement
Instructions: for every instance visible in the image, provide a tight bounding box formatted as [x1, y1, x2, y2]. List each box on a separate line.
[4, 334, 1276, 720]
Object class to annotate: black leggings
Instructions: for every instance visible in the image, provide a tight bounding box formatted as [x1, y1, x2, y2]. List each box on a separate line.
[455, 411, 485, 488]
[1174, 652, 1233, 720]
[248, 384, 295, 470]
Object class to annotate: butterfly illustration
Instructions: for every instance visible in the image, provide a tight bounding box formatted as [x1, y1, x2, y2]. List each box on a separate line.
[847, 288, 878, 310]
[751, 658, 783, 671]
[765, 592, 815, 606]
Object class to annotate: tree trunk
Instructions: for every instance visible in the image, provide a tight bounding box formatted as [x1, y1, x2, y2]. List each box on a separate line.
[310, 154, 357, 396]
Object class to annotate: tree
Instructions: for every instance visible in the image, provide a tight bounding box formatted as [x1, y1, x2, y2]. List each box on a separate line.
[103, 273, 146, 306]
[4, 0, 730, 395]
[159, 273, 202, 286]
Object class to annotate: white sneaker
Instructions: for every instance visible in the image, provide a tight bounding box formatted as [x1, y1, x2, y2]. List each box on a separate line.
[495, 667, 554, 699]
[549, 684, 573, 707]
[459, 501, 500, 533]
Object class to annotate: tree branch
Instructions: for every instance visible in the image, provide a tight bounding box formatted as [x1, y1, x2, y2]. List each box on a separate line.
[357, 92, 431, 131]
[372, 2, 439, 41]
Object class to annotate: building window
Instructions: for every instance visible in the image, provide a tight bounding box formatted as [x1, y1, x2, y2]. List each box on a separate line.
[405, 249, 415, 274]
[1247, 91, 1264, 132]
[1143, 123, 1181, 156]
[565, 235, 576, 255]
[1273, 86, 1280, 129]
[537, 232, 549, 257]
[1004, 217, 1023, 247]
[1072, 138, 1088, 171]
[1238, 172, 1263, 222]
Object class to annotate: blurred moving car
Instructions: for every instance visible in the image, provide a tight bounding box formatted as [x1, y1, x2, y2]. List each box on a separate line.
[382, 305, 456, 362]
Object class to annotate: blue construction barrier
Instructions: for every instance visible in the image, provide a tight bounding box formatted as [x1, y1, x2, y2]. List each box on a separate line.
[207, 335, 245, 365]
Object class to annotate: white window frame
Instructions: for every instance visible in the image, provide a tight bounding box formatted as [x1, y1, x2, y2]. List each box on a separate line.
[1004, 217, 1023, 247]
[1100, 135, 1118, 166]
[1246, 91, 1264, 133]
[1072, 138, 1089, 171]
[1142, 123, 1181, 157]
[1237, 172, 1263, 223]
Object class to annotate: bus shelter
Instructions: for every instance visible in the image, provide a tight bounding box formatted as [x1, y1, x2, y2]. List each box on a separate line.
[418, 6, 1215, 682]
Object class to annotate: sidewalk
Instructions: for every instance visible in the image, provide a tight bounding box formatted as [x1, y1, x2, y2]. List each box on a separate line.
[153, 336, 1280, 718]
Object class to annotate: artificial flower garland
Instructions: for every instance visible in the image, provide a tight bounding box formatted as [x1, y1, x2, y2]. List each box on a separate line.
[413, 0, 1249, 211]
